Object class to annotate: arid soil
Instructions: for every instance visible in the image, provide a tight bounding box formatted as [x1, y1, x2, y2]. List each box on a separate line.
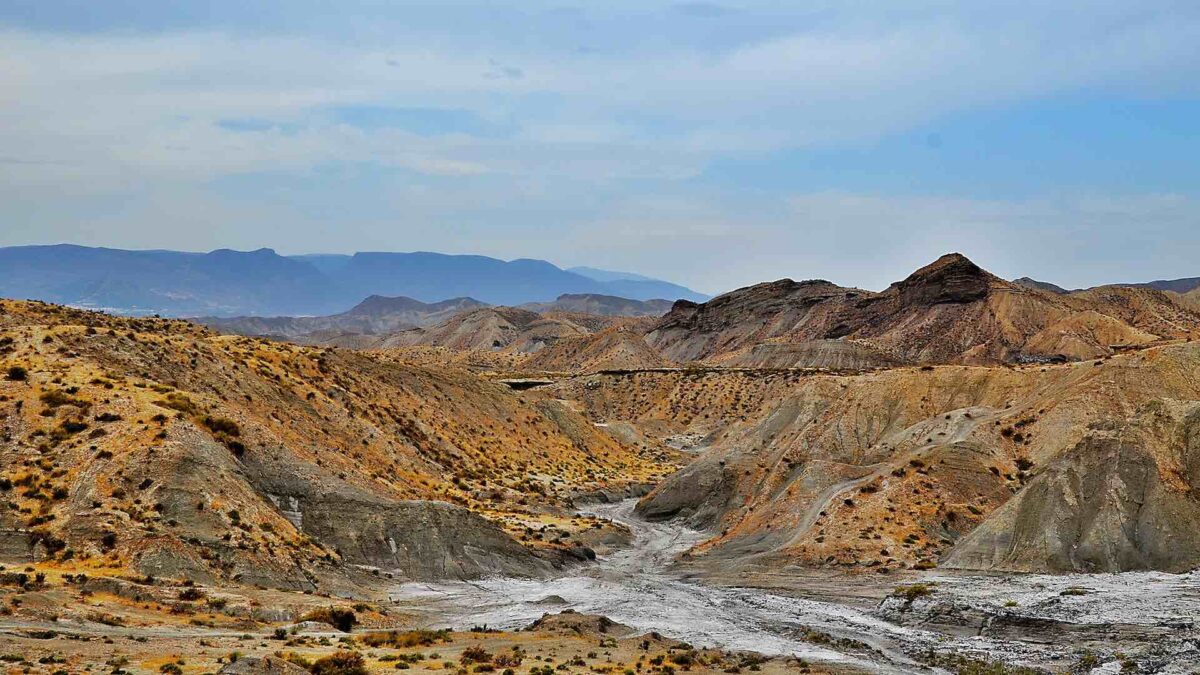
[7, 250, 1200, 675]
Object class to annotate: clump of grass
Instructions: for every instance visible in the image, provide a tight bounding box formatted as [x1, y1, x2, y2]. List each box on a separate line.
[155, 392, 196, 414]
[300, 606, 357, 632]
[894, 583, 935, 603]
[309, 651, 368, 675]
[360, 629, 451, 648]
[460, 647, 492, 665]
[199, 415, 240, 436]
[39, 389, 88, 409]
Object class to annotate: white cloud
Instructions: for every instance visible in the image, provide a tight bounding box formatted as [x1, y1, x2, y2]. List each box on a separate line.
[552, 191, 1200, 294]
[1, 2, 1199, 290]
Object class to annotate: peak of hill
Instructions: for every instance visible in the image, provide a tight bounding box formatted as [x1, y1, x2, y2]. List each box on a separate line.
[647, 253, 1200, 365]
[520, 294, 674, 317]
[889, 252, 998, 305]
[523, 323, 670, 372]
[381, 306, 593, 353]
[199, 295, 489, 343]
[1012, 277, 1068, 294]
[343, 294, 485, 316]
[0, 245, 707, 317]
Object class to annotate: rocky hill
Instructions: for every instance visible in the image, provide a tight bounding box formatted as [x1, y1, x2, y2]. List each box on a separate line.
[523, 325, 670, 372]
[0, 300, 675, 591]
[1176, 287, 1200, 312]
[519, 294, 674, 317]
[350, 254, 1200, 375]
[646, 253, 1200, 365]
[1012, 277, 1068, 294]
[379, 307, 597, 353]
[198, 295, 487, 344]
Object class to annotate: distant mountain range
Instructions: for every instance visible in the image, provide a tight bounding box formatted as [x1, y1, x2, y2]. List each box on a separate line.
[0, 244, 708, 317]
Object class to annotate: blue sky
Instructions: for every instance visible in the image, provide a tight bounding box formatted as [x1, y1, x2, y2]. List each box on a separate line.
[1, 1, 1198, 294]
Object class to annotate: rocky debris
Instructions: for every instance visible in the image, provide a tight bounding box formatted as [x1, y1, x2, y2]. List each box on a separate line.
[294, 495, 552, 581]
[636, 455, 736, 528]
[874, 574, 1200, 669]
[525, 610, 635, 637]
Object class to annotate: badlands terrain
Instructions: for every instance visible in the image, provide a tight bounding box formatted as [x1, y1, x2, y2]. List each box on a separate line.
[4, 254, 1200, 673]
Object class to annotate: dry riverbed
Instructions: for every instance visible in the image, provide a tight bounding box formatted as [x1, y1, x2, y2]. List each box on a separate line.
[3, 500, 1199, 673]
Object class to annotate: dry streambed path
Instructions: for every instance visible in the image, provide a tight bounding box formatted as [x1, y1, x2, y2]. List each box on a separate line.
[387, 499, 1167, 674]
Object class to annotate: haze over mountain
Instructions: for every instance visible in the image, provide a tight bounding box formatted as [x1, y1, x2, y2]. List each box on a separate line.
[0, 244, 707, 317]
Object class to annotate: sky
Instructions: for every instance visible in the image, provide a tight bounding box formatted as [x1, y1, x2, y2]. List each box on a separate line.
[2, 1, 1199, 295]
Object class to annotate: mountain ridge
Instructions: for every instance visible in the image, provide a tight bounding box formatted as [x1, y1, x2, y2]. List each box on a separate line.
[644, 252, 1200, 366]
[0, 244, 708, 317]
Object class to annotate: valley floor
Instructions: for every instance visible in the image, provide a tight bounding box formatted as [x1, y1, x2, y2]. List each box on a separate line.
[5, 500, 1197, 674]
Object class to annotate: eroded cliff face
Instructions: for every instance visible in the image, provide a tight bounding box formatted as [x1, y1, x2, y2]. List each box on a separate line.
[945, 401, 1200, 573]
[552, 343, 1200, 574]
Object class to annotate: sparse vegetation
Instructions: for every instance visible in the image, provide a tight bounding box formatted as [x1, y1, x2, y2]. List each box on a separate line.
[300, 607, 357, 632]
[894, 584, 934, 603]
[309, 651, 369, 675]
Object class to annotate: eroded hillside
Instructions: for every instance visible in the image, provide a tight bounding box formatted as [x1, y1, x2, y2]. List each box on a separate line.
[547, 342, 1200, 574]
[0, 300, 676, 592]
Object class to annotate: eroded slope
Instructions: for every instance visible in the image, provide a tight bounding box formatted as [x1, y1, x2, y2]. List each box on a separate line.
[0, 300, 673, 591]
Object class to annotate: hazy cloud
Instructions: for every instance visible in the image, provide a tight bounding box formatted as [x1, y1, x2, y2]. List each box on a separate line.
[1, 2, 1199, 294]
